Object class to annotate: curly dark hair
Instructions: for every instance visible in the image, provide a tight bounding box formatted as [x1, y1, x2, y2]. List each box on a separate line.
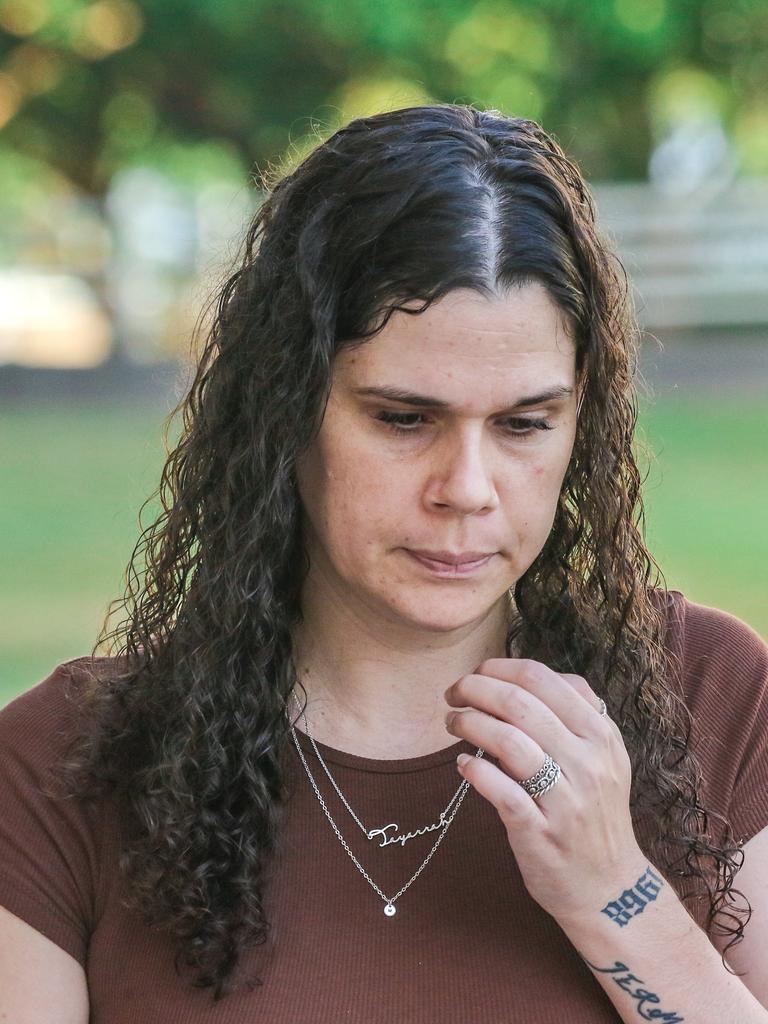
[50, 103, 749, 1001]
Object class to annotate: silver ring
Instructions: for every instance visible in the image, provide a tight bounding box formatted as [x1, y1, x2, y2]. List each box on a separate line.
[516, 753, 562, 801]
[598, 698, 607, 716]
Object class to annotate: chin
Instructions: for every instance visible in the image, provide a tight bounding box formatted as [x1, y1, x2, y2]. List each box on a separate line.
[388, 594, 502, 633]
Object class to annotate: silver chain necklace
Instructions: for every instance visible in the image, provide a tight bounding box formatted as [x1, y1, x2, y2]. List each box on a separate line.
[290, 692, 482, 847]
[288, 692, 485, 917]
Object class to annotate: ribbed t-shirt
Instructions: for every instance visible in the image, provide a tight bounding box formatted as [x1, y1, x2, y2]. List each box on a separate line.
[1, 589, 767, 1023]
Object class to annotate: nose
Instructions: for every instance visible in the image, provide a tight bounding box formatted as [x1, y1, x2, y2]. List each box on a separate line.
[425, 425, 500, 515]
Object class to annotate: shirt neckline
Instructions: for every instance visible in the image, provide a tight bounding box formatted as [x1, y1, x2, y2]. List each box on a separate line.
[289, 723, 480, 774]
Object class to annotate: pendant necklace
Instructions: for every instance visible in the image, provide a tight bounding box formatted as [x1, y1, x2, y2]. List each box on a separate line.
[289, 693, 485, 916]
[290, 692, 481, 848]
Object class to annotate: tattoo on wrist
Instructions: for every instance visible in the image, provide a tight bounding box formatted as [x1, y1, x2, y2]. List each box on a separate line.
[600, 866, 665, 927]
[580, 957, 684, 1022]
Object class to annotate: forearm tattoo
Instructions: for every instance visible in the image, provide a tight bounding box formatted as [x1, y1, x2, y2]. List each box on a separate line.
[600, 866, 665, 928]
[581, 957, 684, 1022]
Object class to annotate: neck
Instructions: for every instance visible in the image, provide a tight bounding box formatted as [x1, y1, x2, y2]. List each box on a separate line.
[289, 579, 518, 760]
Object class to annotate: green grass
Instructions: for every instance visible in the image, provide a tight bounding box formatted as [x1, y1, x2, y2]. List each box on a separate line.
[634, 394, 768, 627]
[1, 401, 175, 705]
[2, 394, 766, 706]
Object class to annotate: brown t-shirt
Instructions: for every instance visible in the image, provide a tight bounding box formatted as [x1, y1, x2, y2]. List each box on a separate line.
[1, 589, 767, 1023]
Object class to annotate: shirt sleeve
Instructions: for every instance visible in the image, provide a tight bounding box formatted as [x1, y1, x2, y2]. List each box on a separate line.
[728, 630, 768, 845]
[680, 596, 768, 847]
[0, 660, 105, 968]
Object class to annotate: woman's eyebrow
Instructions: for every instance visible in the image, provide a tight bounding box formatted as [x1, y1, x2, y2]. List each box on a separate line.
[351, 384, 574, 410]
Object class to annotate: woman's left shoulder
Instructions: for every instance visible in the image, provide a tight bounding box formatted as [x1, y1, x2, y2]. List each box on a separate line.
[655, 587, 768, 690]
[653, 589, 768, 844]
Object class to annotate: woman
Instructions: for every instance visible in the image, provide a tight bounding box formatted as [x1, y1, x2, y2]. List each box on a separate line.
[1, 104, 767, 1023]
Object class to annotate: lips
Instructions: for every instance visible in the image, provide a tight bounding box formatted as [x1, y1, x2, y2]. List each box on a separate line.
[407, 549, 496, 566]
[404, 549, 496, 576]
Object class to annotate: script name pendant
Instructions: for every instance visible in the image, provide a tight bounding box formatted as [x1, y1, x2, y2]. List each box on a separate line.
[367, 813, 447, 848]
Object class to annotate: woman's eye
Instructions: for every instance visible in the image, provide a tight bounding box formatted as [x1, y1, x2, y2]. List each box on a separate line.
[374, 411, 554, 437]
[375, 411, 426, 432]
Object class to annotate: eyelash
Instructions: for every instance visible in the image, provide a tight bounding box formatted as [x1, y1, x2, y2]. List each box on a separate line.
[375, 411, 555, 438]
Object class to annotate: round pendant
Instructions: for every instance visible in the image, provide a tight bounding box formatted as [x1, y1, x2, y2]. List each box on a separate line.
[384, 902, 396, 917]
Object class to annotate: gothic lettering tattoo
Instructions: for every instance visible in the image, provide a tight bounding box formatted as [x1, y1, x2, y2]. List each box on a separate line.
[600, 866, 665, 927]
[580, 957, 684, 1022]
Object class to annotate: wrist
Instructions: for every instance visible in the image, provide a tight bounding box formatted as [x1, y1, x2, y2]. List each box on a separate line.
[551, 855, 663, 937]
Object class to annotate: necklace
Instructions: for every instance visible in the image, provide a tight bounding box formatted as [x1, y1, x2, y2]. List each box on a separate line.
[288, 693, 485, 916]
[291, 693, 481, 847]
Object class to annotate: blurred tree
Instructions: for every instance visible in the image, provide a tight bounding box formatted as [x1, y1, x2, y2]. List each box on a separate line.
[1, 0, 767, 194]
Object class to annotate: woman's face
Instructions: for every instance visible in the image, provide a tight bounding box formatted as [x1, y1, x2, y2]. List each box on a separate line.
[295, 283, 583, 634]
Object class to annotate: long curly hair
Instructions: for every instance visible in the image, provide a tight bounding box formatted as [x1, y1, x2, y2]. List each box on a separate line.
[51, 103, 749, 1001]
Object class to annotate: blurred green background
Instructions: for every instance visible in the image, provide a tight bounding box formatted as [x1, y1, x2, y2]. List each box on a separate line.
[3, 0, 768, 192]
[2, 0, 767, 703]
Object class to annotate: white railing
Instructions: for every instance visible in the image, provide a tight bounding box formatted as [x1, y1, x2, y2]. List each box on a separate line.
[593, 180, 768, 332]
